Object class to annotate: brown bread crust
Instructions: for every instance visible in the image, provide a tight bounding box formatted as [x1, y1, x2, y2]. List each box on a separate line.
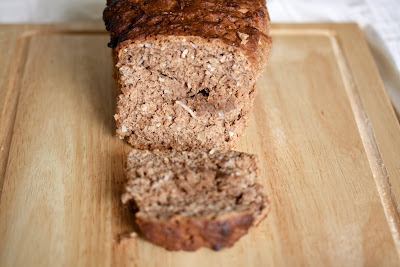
[136, 213, 256, 251]
[103, 0, 271, 71]
[103, 0, 270, 50]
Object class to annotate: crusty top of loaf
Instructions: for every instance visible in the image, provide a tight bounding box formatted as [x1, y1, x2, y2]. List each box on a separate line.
[103, 0, 271, 53]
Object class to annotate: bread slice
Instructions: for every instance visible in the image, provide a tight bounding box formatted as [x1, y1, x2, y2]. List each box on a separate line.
[104, 0, 272, 150]
[122, 149, 270, 251]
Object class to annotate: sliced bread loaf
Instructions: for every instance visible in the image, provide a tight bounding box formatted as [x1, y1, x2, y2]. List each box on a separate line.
[122, 149, 270, 251]
[103, 0, 272, 150]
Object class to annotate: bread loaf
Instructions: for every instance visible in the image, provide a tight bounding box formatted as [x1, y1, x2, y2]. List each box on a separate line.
[103, 0, 272, 150]
[122, 149, 270, 251]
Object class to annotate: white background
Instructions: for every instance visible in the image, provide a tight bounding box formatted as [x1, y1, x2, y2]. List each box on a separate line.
[1, 0, 399, 114]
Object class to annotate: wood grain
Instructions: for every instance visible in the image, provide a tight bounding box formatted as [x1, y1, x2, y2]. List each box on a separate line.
[0, 23, 399, 266]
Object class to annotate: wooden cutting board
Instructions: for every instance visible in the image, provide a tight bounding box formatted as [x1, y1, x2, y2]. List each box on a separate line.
[0, 23, 399, 266]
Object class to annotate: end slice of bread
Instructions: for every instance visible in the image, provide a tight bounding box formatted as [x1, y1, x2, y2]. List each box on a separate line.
[122, 149, 270, 251]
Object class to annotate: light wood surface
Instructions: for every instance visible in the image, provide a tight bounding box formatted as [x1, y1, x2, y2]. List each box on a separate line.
[0, 23, 399, 266]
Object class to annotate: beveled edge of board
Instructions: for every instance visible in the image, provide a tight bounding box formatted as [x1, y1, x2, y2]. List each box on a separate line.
[0, 23, 399, 258]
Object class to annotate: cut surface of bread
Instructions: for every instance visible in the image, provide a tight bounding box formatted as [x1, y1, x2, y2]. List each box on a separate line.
[122, 149, 270, 251]
[114, 36, 270, 150]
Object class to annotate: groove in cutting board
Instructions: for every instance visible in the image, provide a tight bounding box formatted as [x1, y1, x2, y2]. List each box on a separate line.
[270, 28, 400, 256]
[271, 28, 400, 256]
[0, 35, 30, 197]
[330, 33, 400, 255]
[0, 29, 107, 197]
